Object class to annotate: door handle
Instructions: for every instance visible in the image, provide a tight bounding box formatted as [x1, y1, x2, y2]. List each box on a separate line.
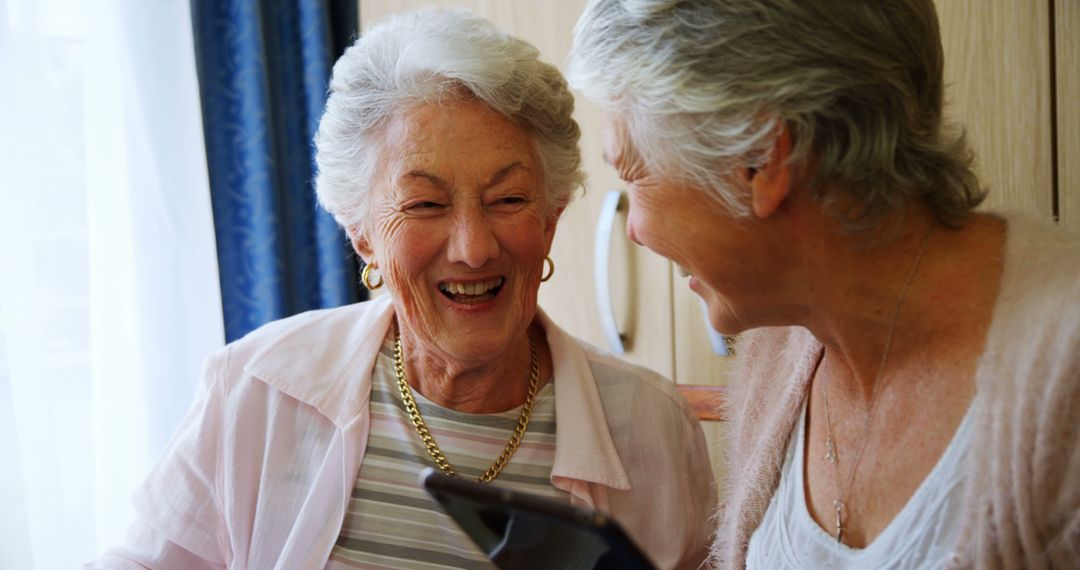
[595, 190, 628, 353]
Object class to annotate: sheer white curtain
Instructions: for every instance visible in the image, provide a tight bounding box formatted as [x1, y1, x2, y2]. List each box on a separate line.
[0, 0, 224, 568]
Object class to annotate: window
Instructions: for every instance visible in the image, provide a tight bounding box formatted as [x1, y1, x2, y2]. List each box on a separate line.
[0, 1, 223, 566]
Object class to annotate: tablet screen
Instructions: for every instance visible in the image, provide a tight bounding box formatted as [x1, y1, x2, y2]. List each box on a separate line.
[420, 468, 655, 570]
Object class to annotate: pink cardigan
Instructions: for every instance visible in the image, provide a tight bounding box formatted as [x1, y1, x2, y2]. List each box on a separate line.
[710, 214, 1080, 569]
[90, 295, 716, 569]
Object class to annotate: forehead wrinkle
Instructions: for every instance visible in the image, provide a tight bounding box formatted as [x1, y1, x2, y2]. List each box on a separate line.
[404, 169, 451, 191]
[398, 160, 534, 194]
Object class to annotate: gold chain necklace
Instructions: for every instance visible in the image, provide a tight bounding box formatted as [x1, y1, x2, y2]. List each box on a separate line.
[821, 227, 931, 544]
[393, 332, 540, 483]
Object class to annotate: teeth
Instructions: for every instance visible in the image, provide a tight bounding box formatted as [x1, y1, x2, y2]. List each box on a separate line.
[677, 265, 690, 277]
[440, 277, 503, 296]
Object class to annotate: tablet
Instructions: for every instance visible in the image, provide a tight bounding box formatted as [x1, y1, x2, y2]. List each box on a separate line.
[420, 468, 656, 570]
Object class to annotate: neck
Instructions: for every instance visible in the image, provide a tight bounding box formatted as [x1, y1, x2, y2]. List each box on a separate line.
[791, 209, 939, 404]
[789, 209, 1004, 406]
[395, 322, 545, 413]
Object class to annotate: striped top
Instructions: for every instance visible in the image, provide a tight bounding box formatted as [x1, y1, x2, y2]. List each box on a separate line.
[325, 335, 566, 570]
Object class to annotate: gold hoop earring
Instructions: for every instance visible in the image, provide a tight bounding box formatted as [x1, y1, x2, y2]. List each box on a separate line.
[361, 263, 383, 290]
[540, 256, 554, 282]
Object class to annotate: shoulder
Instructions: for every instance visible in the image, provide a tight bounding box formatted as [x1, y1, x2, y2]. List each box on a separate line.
[728, 326, 818, 410]
[997, 213, 1080, 310]
[967, 216, 1080, 563]
[982, 214, 1080, 384]
[733, 326, 817, 369]
[224, 300, 385, 359]
[572, 338, 697, 423]
[985, 212, 1080, 377]
[200, 299, 392, 400]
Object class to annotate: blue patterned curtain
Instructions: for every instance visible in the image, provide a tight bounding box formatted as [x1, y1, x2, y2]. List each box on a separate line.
[192, 0, 361, 342]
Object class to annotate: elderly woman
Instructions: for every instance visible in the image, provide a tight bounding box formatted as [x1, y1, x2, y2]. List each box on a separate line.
[92, 8, 714, 570]
[570, 0, 1080, 568]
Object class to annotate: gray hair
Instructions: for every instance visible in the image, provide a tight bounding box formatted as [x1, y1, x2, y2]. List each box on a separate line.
[568, 0, 984, 232]
[315, 7, 583, 238]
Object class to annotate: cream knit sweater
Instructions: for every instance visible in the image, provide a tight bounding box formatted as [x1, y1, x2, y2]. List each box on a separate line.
[710, 214, 1080, 569]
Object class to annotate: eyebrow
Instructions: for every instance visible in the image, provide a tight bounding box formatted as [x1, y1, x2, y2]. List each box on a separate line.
[405, 170, 449, 190]
[405, 161, 525, 191]
[487, 161, 525, 188]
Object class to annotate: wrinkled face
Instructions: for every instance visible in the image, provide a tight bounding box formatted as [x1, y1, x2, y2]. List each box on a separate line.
[603, 114, 765, 334]
[358, 99, 557, 363]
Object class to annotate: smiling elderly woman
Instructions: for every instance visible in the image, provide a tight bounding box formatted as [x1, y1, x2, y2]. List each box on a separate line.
[569, 0, 1080, 568]
[91, 8, 715, 570]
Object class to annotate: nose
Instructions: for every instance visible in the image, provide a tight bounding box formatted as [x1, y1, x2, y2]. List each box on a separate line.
[448, 208, 499, 268]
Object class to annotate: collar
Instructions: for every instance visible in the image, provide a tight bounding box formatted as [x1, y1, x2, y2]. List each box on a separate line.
[243, 295, 396, 427]
[243, 295, 630, 491]
[539, 310, 632, 491]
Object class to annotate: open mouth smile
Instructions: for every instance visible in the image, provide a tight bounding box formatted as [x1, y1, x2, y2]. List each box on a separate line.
[438, 277, 505, 304]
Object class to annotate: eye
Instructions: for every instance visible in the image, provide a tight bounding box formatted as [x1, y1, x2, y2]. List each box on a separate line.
[407, 201, 445, 211]
[488, 194, 530, 212]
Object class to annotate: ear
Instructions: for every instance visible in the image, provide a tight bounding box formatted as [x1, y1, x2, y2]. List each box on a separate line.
[351, 231, 375, 265]
[748, 125, 793, 219]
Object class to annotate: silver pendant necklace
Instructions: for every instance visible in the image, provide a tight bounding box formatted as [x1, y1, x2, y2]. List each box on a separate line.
[820, 227, 932, 544]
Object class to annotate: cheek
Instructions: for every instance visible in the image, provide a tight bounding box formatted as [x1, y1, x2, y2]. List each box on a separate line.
[501, 209, 550, 252]
[499, 220, 549, 283]
[378, 224, 445, 336]
[374, 219, 439, 286]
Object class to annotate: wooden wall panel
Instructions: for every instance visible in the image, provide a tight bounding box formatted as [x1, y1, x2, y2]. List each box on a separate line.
[1057, 0, 1080, 230]
[935, 0, 1054, 220]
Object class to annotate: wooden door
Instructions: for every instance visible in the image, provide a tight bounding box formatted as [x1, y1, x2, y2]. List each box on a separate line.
[935, 0, 1056, 220]
[1056, 0, 1080, 229]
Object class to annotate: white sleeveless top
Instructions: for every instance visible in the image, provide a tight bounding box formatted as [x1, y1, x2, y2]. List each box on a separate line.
[746, 399, 974, 569]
